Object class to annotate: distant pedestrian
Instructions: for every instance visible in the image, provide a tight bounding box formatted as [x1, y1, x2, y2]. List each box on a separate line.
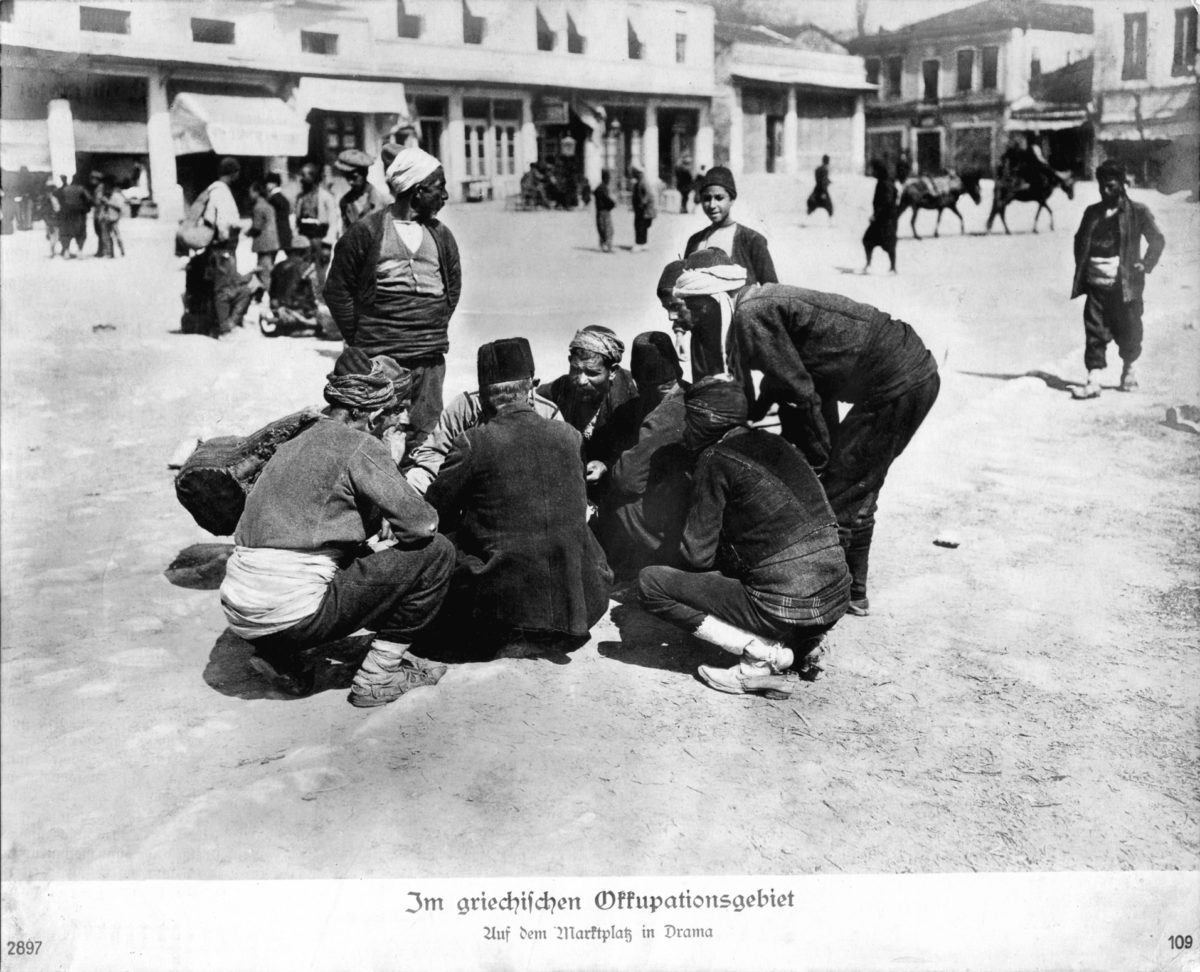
[295, 162, 339, 281]
[674, 159, 693, 214]
[862, 158, 899, 274]
[264, 171, 293, 254]
[806, 154, 834, 220]
[41, 177, 61, 257]
[594, 169, 616, 253]
[684, 165, 777, 286]
[335, 149, 388, 229]
[246, 181, 279, 296]
[57, 175, 93, 258]
[95, 176, 127, 258]
[896, 149, 912, 183]
[631, 166, 657, 251]
[1069, 159, 1165, 399]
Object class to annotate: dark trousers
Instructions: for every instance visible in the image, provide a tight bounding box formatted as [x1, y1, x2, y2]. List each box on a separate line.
[1083, 285, 1143, 371]
[391, 354, 446, 453]
[807, 189, 833, 216]
[638, 565, 835, 648]
[634, 215, 652, 246]
[250, 536, 455, 656]
[596, 211, 614, 250]
[818, 372, 940, 599]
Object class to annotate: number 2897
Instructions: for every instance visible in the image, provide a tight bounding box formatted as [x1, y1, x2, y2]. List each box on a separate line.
[6, 941, 43, 956]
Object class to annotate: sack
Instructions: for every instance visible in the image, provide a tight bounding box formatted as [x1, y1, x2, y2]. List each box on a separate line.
[175, 186, 215, 252]
[174, 407, 323, 535]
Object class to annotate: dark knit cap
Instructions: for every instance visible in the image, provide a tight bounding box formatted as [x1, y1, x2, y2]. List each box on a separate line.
[682, 247, 733, 270]
[370, 354, 415, 404]
[218, 156, 241, 177]
[333, 346, 374, 377]
[1096, 159, 1126, 183]
[657, 260, 685, 298]
[478, 338, 536, 387]
[684, 375, 748, 452]
[632, 331, 682, 387]
[697, 165, 737, 198]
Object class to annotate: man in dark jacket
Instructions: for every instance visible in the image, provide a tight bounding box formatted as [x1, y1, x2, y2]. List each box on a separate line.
[264, 171, 293, 253]
[595, 331, 692, 580]
[674, 256, 939, 617]
[426, 340, 611, 653]
[1069, 159, 1165, 399]
[638, 376, 850, 697]
[219, 348, 455, 707]
[324, 147, 461, 457]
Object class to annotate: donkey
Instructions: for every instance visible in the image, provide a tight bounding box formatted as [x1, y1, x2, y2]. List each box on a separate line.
[986, 171, 1075, 234]
[896, 171, 983, 239]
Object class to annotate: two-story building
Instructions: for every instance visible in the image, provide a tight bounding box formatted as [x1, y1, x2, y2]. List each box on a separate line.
[1092, 1, 1198, 192]
[0, 0, 715, 217]
[846, 0, 1094, 178]
[711, 21, 873, 180]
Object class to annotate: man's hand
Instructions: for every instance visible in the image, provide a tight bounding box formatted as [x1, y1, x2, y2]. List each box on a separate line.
[1133, 261, 1146, 272]
[585, 460, 607, 483]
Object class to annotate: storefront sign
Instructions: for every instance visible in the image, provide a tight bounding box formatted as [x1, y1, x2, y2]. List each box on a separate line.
[534, 99, 569, 125]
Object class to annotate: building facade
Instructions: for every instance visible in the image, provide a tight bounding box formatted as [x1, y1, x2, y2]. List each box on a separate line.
[0, 0, 715, 217]
[712, 21, 871, 180]
[1093, 1, 1198, 192]
[847, 0, 1094, 178]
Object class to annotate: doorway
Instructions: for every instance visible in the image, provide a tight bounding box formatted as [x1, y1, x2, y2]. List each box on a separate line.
[916, 130, 943, 174]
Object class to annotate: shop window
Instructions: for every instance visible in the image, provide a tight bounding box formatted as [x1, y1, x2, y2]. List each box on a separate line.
[1123, 13, 1147, 80]
[956, 49, 974, 92]
[463, 0, 485, 45]
[536, 7, 556, 51]
[567, 13, 585, 54]
[1174, 7, 1197, 76]
[80, 6, 129, 34]
[885, 55, 903, 99]
[981, 45, 999, 89]
[464, 122, 488, 178]
[494, 125, 517, 176]
[301, 30, 338, 55]
[865, 57, 881, 86]
[397, 0, 422, 39]
[322, 113, 363, 164]
[922, 59, 940, 103]
[191, 18, 235, 44]
[675, 33, 686, 63]
[627, 19, 644, 60]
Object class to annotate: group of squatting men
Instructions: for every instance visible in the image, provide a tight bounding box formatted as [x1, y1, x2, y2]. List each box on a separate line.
[218, 147, 941, 708]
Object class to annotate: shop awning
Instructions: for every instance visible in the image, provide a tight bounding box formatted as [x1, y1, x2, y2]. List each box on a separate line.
[1099, 86, 1199, 141]
[732, 64, 877, 93]
[1006, 111, 1089, 131]
[170, 92, 309, 157]
[74, 120, 149, 154]
[0, 119, 51, 170]
[295, 77, 409, 117]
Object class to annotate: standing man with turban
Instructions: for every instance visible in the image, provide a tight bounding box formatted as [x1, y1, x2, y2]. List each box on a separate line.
[684, 165, 777, 286]
[543, 325, 641, 487]
[426, 340, 611, 654]
[219, 347, 455, 707]
[324, 146, 460, 460]
[638, 376, 850, 697]
[674, 254, 939, 617]
[335, 149, 388, 229]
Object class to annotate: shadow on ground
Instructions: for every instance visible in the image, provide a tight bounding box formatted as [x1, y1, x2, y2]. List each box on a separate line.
[958, 369, 1082, 393]
[164, 543, 233, 590]
[203, 629, 369, 701]
[598, 602, 720, 675]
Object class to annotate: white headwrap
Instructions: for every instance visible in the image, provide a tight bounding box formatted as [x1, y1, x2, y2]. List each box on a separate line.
[672, 263, 748, 297]
[384, 147, 442, 194]
[673, 265, 748, 374]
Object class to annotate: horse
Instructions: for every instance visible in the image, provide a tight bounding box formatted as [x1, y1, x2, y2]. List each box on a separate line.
[896, 171, 983, 239]
[986, 171, 1075, 234]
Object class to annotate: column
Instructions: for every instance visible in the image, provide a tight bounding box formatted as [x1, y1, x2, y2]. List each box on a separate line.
[851, 94, 866, 175]
[445, 90, 467, 203]
[642, 100, 659, 182]
[144, 68, 181, 220]
[729, 86, 744, 176]
[520, 92, 537, 172]
[695, 102, 714, 172]
[46, 98, 77, 184]
[783, 86, 798, 175]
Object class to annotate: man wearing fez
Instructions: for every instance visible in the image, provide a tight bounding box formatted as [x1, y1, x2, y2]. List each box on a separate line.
[335, 148, 389, 229]
[220, 347, 455, 707]
[638, 376, 850, 698]
[404, 337, 561, 496]
[324, 146, 460, 459]
[674, 254, 938, 618]
[426, 339, 611, 652]
[595, 331, 692, 580]
[543, 325, 641, 488]
[1069, 159, 1164, 400]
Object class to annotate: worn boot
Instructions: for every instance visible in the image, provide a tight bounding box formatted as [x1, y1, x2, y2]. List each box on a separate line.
[692, 615, 794, 673]
[349, 640, 446, 708]
[1071, 369, 1103, 399]
[1119, 363, 1138, 392]
[697, 662, 800, 698]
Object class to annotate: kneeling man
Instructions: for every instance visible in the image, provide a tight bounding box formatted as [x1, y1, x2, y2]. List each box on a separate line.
[220, 348, 455, 707]
[427, 339, 611, 652]
[638, 376, 850, 697]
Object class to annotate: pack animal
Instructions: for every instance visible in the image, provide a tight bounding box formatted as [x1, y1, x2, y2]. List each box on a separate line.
[987, 171, 1076, 234]
[896, 171, 982, 239]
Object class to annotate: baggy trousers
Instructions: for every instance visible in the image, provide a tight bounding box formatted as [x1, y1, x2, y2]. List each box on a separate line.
[1083, 284, 1143, 372]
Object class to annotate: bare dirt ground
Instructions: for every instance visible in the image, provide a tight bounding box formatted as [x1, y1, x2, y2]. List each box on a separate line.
[1, 174, 1197, 891]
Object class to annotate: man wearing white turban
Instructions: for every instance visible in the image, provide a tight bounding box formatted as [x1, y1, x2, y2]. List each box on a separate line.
[325, 143, 461, 462]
